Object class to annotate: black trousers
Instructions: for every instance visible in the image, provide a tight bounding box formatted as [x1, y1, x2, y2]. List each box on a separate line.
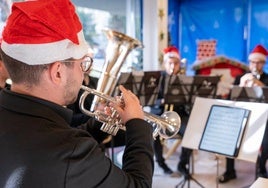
[154, 136, 165, 164]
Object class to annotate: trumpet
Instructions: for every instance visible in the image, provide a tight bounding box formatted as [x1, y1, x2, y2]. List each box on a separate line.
[252, 67, 261, 80]
[79, 85, 181, 139]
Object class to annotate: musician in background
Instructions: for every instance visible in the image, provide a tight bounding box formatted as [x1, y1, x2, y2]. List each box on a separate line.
[0, 1, 154, 187]
[152, 46, 192, 176]
[219, 44, 268, 183]
[237, 44, 268, 87]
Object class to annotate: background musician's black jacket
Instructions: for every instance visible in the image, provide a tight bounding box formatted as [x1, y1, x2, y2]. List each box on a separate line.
[0, 89, 154, 188]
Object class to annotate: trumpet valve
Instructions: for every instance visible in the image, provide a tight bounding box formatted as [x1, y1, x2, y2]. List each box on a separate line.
[101, 123, 119, 136]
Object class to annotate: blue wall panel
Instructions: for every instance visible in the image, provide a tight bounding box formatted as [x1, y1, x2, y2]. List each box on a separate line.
[168, 0, 268, 75]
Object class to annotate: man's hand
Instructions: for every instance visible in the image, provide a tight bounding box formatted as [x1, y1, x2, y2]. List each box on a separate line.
[110, 85, 144, 124]
[239, 73, 265, 87]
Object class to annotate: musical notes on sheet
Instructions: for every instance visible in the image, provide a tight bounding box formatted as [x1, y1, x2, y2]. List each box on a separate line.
[199, 105, 250, 157]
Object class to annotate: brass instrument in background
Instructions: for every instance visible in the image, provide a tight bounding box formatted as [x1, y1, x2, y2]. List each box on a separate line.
[79, 85, 181, 139]
[90, 28, 143, 111]
[179, 58, 187, 75]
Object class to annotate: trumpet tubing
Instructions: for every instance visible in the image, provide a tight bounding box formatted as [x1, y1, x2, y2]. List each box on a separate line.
[79, 85, 181, 138]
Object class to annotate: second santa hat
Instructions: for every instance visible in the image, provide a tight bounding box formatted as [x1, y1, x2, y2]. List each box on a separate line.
[248, 44, 268, 62]
[163, 46, 180, 61]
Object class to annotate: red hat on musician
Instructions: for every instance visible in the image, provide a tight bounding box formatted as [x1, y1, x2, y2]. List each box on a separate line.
[248, 44, 268, 62]
[163, 46, 180, 61]
[1, 0, 89, 65]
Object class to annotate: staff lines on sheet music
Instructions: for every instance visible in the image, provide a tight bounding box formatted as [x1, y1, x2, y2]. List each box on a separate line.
[199, 105, 250, 156]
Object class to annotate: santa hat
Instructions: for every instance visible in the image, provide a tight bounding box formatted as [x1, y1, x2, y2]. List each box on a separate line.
[248, 44, 268, 62]
[163, 46, 180, 61]
[1, 0, 89, 65]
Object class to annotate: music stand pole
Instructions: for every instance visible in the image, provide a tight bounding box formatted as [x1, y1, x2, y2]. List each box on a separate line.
[215, 154, 219, 188]
[175, 153, 205, 188]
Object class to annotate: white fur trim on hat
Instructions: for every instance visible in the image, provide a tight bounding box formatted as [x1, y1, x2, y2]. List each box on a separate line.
[1, 30, 89, 65]
[248, 53, 266, 62]
[164, 52, 180, 61]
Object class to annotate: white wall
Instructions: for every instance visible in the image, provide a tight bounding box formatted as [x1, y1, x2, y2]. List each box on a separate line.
[142, 0, 159, 71]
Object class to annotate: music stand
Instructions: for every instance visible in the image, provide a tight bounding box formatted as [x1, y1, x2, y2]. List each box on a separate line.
[161, 75, 220, 187]
[162, 75, 218, 187]
[199, 105, 250, 157]
[198, 105, 250, 188]
[230, 85, 266, 181]
[175, 170, 205, 188]
[113, 72, 133, 96]
[163, 75, 220, 114]
[260, 86, 268, 103]
[181, 97, 268, 188]
[163, 75, 193, 106]
[230, 86, 263, 102]
[133, 71, 162, 106]
[188, 75, 221, 110]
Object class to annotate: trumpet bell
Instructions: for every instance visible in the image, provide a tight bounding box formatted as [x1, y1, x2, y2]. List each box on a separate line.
[159, 111, 181, 139]
[145, 111, 181, 139]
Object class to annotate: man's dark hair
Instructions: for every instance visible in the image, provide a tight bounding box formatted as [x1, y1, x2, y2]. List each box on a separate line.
[0, 48, 49, 86]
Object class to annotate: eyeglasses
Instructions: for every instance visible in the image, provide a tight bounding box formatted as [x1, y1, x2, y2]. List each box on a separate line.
[80, 56, 93, 72]
[61, 56, 93, 72]
[249, 60, 265, 65]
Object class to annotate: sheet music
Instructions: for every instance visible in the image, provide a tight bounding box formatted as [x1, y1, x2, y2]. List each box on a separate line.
[199, 105, 250, 157]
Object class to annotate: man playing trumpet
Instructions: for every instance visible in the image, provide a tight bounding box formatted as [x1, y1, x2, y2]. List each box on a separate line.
[0, 1, 154, 187]
[238, 44, 268, 87]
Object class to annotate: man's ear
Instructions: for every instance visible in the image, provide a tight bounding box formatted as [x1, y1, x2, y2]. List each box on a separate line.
[0, 61, 4, 71]
[48, 62, 64, 84]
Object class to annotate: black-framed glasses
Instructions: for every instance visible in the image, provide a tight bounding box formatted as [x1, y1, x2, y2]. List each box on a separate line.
[61, 56, 93, 72]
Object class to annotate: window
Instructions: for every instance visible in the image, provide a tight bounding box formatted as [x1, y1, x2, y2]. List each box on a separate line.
[72, 0, 143, 76]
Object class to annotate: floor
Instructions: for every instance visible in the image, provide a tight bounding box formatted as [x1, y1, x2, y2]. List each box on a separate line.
[152, 139, 259, 188]
[113, 139, 261, 188]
